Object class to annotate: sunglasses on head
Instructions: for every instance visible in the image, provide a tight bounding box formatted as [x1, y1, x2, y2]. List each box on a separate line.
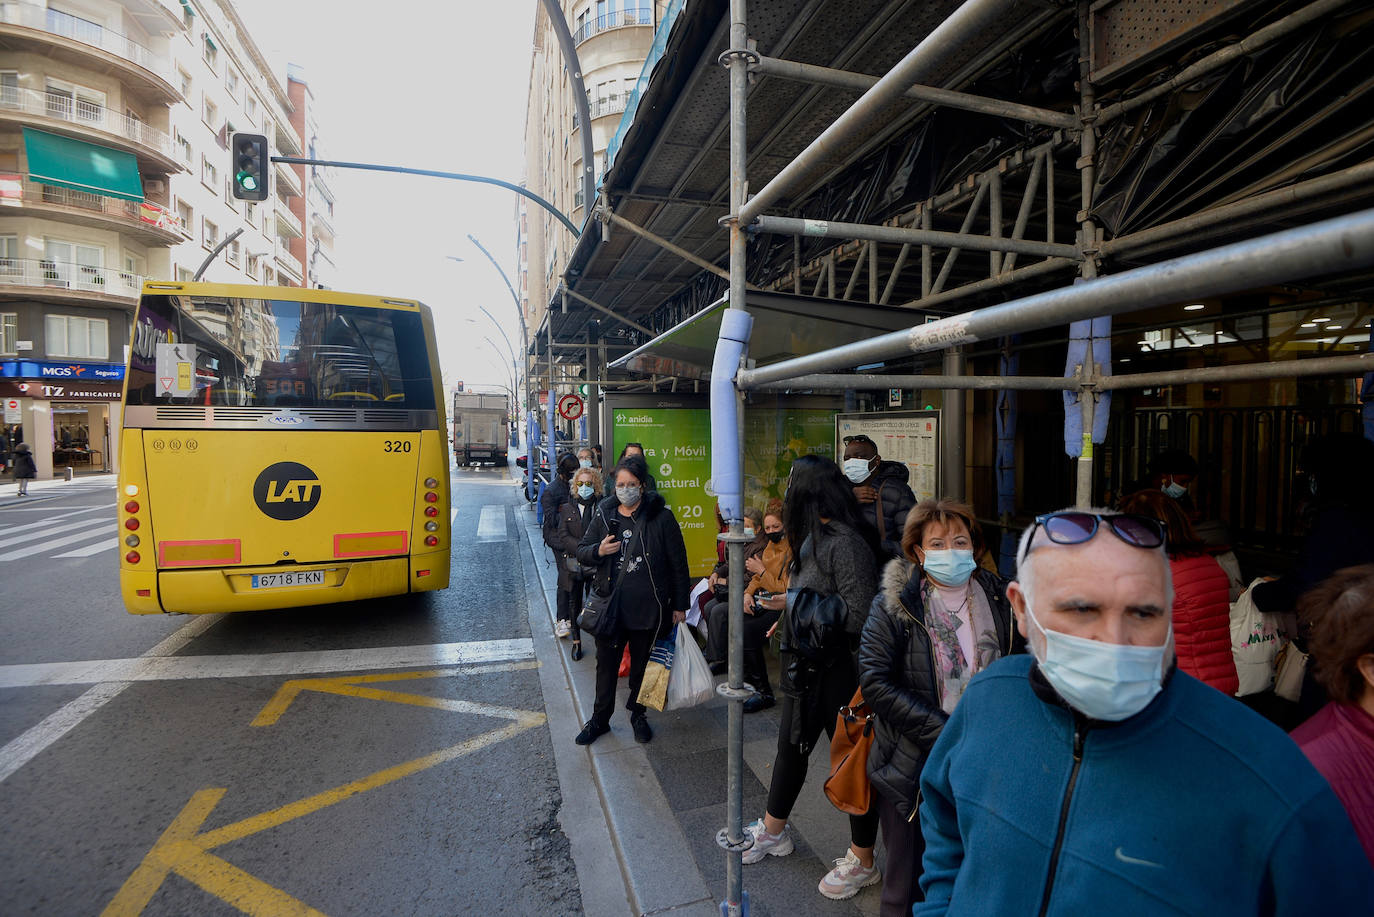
[842, 434, 874, 445]
[1022, 511, 1165, 560]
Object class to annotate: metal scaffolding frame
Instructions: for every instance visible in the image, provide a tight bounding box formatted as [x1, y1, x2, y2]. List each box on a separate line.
[706, 2, 1374, 913]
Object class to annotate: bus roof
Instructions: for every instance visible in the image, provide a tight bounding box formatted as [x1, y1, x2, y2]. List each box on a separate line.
[140, 281, 425, 312]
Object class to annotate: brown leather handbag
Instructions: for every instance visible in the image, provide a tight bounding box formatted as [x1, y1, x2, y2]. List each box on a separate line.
[824, 686, 875, 815]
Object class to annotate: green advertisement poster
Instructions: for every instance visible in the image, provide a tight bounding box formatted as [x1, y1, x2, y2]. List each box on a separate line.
[742, 404, 839, 508]
[612, 405, 716, 577]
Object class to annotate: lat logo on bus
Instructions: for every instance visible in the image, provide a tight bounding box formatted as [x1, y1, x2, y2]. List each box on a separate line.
[253, 462, 321, 521]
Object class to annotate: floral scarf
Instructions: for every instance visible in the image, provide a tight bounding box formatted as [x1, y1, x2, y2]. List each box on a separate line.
[923, 578, 999, 714]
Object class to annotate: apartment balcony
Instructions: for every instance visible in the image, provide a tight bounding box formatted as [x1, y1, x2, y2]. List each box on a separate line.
[572, 7, 653, 46]
[0, 174, 182, 245]
[311, 207, 335, 241]
[274, 196, 303, 238]
[0, 86, 182, 175]
[0, 257, 142, 305]
[274, 249, 304, 285]
[0, 3, 180, 104]
[572, 92, 631, 131]
[273, 116, 302, 157]
[274, 158, 302, 197]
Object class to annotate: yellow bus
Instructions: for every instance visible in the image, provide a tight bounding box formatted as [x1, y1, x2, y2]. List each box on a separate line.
[117, 282, 451, 614]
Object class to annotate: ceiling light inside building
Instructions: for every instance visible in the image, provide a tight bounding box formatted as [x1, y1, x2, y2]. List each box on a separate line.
[1326, 324, 1341, 330]
[1184, 303, 1205, 311]
[1300, 322, 1317, 328]
[1311, 317, 1330, 323]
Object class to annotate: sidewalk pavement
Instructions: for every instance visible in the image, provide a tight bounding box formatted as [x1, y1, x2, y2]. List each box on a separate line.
[520, 507, 885, 916]
[0, 471, 115, 506]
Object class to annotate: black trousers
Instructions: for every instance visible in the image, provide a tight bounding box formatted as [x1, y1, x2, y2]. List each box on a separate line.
[556, 581, 583, 642]
[876, 789, 925, 916]
[704, 597, 728, 661]
[591, 625, 658, 727]
[707, 600, 779, 696]
[765, 655, 879, 848]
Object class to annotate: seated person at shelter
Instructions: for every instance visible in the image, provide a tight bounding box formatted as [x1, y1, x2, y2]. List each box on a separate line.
[914, 508, 1374, 915]
[842, 434, 916, 562]
[739, 499, 791, 712]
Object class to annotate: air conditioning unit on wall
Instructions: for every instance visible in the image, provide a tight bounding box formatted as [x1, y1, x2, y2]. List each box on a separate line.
[144, 179, 166, 194]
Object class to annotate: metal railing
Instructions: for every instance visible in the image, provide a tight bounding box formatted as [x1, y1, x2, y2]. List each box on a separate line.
[573, 93, 631, 129]
[0, 3, 172, 82]
[0, 85, 174, 157]
[0, 257, 142, 297]
[275, 250, 304, 282]
[572, 6, 653, 45]
[0, 175, 181, 234]
[274, 197, 303, 237]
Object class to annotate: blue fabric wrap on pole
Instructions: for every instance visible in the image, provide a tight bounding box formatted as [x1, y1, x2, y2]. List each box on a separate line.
[997, 338, 1019, 576]
[1363, 322, 1373, 442]
[711, 307, 754, 523]
[1061, 314, 1113, 455]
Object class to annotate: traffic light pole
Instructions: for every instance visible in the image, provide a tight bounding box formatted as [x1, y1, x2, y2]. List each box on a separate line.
[270, 157, 581, 238]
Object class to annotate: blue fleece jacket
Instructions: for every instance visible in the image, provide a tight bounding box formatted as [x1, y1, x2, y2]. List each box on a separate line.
[916, 655, 1374, 916]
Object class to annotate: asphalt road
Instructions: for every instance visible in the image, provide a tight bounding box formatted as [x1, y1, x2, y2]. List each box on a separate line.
[0, 463, 582, 916]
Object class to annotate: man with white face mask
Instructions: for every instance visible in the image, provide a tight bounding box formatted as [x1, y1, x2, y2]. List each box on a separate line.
[914, 507, 1374, 916]
[841, 434, 916, 562]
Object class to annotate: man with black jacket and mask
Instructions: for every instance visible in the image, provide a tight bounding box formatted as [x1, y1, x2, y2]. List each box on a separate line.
[842, 434, 916, 562]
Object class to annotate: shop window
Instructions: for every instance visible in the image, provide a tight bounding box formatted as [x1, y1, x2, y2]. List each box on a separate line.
[1, 312, 17, 355]
[45, 315, 109, 360]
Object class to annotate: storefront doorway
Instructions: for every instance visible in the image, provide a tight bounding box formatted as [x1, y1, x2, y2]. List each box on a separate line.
[51, 402, 109, 473]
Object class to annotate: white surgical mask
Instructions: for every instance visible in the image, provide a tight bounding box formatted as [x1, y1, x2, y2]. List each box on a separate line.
[843, 457, 874, 484]
[1025, 602, 1170, 722]
[616, 484, 642, 507]
[577, 484, 594, 500]
[744, 527, 755, 538]
[579, 459, 593, 469]
[1162, 477, 1187, 500]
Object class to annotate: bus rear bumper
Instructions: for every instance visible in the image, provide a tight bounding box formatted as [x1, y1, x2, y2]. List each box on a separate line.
[409, 548, 451, 591]
[150, 558, 412, 614]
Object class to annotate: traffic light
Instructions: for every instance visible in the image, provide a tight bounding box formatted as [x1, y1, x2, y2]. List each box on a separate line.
[578, 383, 589, 396]
[231, 133, 269, 201]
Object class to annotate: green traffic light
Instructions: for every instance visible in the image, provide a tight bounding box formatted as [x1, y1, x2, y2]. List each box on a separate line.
[237, 172, 258, 192]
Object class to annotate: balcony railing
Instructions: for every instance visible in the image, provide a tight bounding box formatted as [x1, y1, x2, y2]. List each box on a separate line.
[0, 174, 181, 234]
[0, 257, 142, 298]
[572, 7, 653, 45]
[0, 86, 174, 158]
[275, 250, 304, 283]
[0, 3, 172, 82]
[573, 93, 631, 130]
[573, 186, 585, 210]
[274, 196, 303, 237]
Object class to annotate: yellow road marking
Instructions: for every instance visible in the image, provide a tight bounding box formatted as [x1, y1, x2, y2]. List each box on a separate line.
[105, 666, 546, 916]
[251, 662, 539, 727]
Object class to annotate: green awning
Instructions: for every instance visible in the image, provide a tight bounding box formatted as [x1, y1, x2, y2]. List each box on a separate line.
[23, 128, 144, 202]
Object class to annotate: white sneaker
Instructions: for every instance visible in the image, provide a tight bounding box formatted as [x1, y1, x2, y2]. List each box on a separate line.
[554, 619, 571, 638]
[741, 818, 793, 864]
[818, 848, 880, 900]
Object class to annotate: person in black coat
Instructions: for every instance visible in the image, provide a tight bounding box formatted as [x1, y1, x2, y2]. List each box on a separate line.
[858, 499, 1017, 917]
[573, 454, 690, 746]
[842, 434, 917, 562]
[13, 442, 36, 496]
[550, 465, 603, 661]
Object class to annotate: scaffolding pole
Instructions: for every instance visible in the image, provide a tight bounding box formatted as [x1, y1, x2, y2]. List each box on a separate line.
[753, 214, 1080, 261]
[734, 208, 1374, 387]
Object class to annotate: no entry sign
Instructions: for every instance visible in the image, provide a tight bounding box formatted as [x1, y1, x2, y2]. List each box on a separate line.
[557, 393, 584, 420]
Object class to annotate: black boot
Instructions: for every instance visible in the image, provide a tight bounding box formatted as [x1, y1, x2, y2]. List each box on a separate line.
[742, 692, 775, 714]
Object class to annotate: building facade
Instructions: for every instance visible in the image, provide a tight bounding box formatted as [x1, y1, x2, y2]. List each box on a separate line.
[518, 0, 659, 399]
[1, 0, 332, 481]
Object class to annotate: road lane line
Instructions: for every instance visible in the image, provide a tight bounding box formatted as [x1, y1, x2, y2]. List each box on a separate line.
[0, 505, 108, 536]
[0, 614, 219, 784]
[53, 537, 119, 558]
[0, 514, 110, 549]
[450, 507, 459, 525]
[476, 504, 508, 541]
[0, 638, 536, 689]
[0, 523, 118, 560]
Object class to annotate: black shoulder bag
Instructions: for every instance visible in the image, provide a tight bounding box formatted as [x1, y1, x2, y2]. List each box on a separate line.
[577, 510, 640, 639]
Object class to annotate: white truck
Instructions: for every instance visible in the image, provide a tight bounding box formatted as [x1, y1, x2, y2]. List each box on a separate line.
[452, 392, 509, 466]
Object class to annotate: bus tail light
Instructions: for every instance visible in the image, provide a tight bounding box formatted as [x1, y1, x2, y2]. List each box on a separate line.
[125, 551, 141, 564]
[424, 492, 438, 503]
[124, 518, 140, 531]
[136, 589, 151, 597]
[416, 569, 431, 578]
[424, 477, 438, 488]
[125, 535, 140, 547]
[424, 535, 439, 547]
[424, 521, 438, 532]
[425, 506, 438, 517]
[124, 501, 140, 513]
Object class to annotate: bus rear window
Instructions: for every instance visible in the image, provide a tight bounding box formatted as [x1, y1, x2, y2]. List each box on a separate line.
[126, 294, 436, 411]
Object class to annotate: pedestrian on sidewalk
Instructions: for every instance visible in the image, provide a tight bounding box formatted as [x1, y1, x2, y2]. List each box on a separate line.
[13, 443, 36, 496]
[573, 454, 690, 746]
[914, 508, 1374, 915]
[743, 455, 882, 902]
[551, 466, 603, 660]
[858, 499, 1017, 916]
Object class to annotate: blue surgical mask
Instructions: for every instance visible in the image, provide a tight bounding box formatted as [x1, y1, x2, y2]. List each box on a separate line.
[921, 549, 977, 586]
[1026, 602, 1170, 722]
[577, 484, 594, 500]
[842, 457, 874, 484]
[744, 527, 755, 538]
[580, 459, 593, 469]
[616, 485, 642, 507]
[1162, 477, 1187, 500]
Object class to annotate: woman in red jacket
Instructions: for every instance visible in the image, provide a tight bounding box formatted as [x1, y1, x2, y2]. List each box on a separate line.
[1121, 489, 1239, 695]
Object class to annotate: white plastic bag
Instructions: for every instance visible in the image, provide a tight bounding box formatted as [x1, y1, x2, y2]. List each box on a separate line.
[1230, 578, 1282, 696]
[666, 625, 716, 710]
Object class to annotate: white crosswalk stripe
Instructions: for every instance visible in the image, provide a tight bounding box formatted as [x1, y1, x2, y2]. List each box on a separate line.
[0, 523, 118, 561]
[53, 537, 119, 559]
[0, 513, 110, 550]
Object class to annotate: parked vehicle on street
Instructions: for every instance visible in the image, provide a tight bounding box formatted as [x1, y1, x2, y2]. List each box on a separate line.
[453, 392, 509, 466]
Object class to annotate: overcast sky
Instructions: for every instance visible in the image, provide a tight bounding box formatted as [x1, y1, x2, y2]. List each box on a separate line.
[236, 0, 538, 398]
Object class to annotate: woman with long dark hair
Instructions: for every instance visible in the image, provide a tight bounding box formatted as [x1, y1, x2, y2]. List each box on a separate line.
[574, 454, 691, 745]
[743, 455, 882, 902]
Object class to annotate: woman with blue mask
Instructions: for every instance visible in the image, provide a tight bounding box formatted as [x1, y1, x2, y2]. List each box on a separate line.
[550, 466, 604, 660]
[857, 499, 1018, 916]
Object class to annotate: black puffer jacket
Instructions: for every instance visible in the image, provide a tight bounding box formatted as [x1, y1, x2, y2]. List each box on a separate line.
[857, 461, 917, 561]
[858, 558, 1016, 820]
[576, 491, 691, 635]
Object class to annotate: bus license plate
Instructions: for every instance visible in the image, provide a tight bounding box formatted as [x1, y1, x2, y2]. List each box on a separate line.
[251, 571, 325, 589]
